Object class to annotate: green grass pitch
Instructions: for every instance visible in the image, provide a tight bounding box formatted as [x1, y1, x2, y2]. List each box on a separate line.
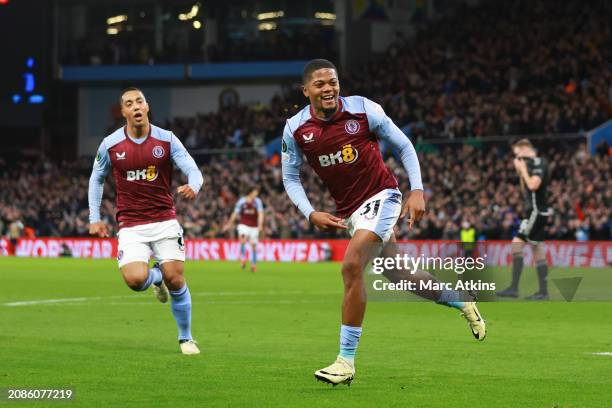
[1, 258, 611, 407]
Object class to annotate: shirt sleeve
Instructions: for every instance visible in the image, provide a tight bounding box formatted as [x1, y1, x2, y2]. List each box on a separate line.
[170, 132, 204, 194]
[234, 198, 244, 215]
[88, 140, 111, 223]
[281, 122, 316, 220]
[530, 158, 545, 177]
[255, 197, 264, 212]
[363, 97, 424, 191]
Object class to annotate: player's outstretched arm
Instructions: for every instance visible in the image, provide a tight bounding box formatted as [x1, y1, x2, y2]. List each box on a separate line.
[170, 133, 203, 200]
[257, 199, 265, 232]
[281, 124, 316, 219]
[364, 97, 425, 228]
[88, 142, 111, 237]
[222, 212, 238, 232]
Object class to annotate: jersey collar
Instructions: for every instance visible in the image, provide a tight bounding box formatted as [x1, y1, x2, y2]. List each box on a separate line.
[123, 124, 152, 144]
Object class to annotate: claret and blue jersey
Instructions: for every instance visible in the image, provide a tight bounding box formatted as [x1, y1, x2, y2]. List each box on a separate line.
[234, 197, 264, 227]
[281, 95, 423, 219]
[88, 124, 203, 229]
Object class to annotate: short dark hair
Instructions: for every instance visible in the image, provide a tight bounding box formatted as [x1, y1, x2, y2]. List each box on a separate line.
[302, 59, 337, 84]
[120, 87, 144, 105]
[240, 184, 259, 196]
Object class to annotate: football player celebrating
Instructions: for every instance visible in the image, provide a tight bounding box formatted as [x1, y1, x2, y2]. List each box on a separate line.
[222, 187, 264, 272]
[282, 60, 486, 386]
[88, 87, 203, 355]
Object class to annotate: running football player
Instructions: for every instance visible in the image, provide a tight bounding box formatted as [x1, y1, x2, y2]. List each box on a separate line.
[282, 60, 486, 386]
[88, 87, 203, 355]
[222, 187, 264, 272]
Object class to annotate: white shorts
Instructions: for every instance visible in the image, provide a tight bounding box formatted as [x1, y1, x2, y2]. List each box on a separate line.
[237, 224, 259, 244]
[117, 219, 185, 268]
[346, 189, 402, 243]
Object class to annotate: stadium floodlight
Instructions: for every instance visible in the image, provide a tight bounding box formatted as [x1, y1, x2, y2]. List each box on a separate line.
[106, 27, 119, 35]
[257, 11, 284, 20]
[189, 5, 199, 18]
[106, 15, 127, 25]
[314, 12, 336, 20]
[258, 22, 277, 31]
[193, 20, 202, 29]
[179, 4, 200, 20]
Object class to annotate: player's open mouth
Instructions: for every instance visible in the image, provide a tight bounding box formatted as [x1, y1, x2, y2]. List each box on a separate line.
[134, 112, 143, 120]
[321, 95, 336, 106]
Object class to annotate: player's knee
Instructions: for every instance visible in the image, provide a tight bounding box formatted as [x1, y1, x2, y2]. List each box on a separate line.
[511, 240, 524, 254]
[165, 273, 185, 291]
[342, 259, 362, 281]
[125, 276, 146, 291]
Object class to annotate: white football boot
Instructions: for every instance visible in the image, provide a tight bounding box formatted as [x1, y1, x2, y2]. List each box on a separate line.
[461, 302, 486, 341]
[153, 280, 169, 303]
[314, 356, 355, 386]
[179, 339, 200, 355]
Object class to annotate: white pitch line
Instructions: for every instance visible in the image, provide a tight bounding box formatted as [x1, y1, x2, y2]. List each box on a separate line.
[25, 299, 336, 307]
[5, 297, 92, 306]
[2, 291, 341, 307]
[3, 294, 136, 307]
[589, 352, 612, 356]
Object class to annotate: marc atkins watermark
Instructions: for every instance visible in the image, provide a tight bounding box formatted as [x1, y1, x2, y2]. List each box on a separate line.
[369, 254, 495, 294]
[371, 254, 488, 275]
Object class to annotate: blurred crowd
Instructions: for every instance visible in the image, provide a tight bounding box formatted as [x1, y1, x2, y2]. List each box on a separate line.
[344, 0, 612, 141]
[159, 0, 612, 152]
[3, 0, 611, 242]
[1, 140, 610, 242]
[394, 141, 611, 241]
[63, 25, 336, 65]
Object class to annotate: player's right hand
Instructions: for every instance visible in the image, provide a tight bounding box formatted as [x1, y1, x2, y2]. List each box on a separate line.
[309, 211, 347, 231]
[89, 222, 110, 238]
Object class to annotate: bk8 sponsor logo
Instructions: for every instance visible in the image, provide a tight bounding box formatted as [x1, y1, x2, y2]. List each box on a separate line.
[126, 165, 158, 181]
[318, 144, 359, 167]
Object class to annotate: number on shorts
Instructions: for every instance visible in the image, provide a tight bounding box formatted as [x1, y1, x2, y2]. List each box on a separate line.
[360, 199, 381, 218]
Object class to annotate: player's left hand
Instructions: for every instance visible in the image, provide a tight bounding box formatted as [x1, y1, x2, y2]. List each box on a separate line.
[177, 185, 196, 200]
[513, 157, 527, 174]
[400, 190, 425, 230]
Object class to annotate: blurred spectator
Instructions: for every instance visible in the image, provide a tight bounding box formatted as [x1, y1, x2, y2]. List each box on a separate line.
[62, 25, 336, 65]
[124, 0, 612, 153]
[1, 140, 609, 241]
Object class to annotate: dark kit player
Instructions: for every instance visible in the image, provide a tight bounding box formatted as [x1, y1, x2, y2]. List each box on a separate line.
[282, 59, 486, 386]
[498, 139, 552, 300]
[88, 87, 204, 354]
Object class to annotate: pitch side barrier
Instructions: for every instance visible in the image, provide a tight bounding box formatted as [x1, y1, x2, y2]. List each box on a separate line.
[0, 238, 609, 267]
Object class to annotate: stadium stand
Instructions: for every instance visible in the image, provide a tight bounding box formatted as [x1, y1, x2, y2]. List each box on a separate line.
[150, 0, 612, 150]
[2, 0, 610, 242]
[1, 139, 609, 241]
